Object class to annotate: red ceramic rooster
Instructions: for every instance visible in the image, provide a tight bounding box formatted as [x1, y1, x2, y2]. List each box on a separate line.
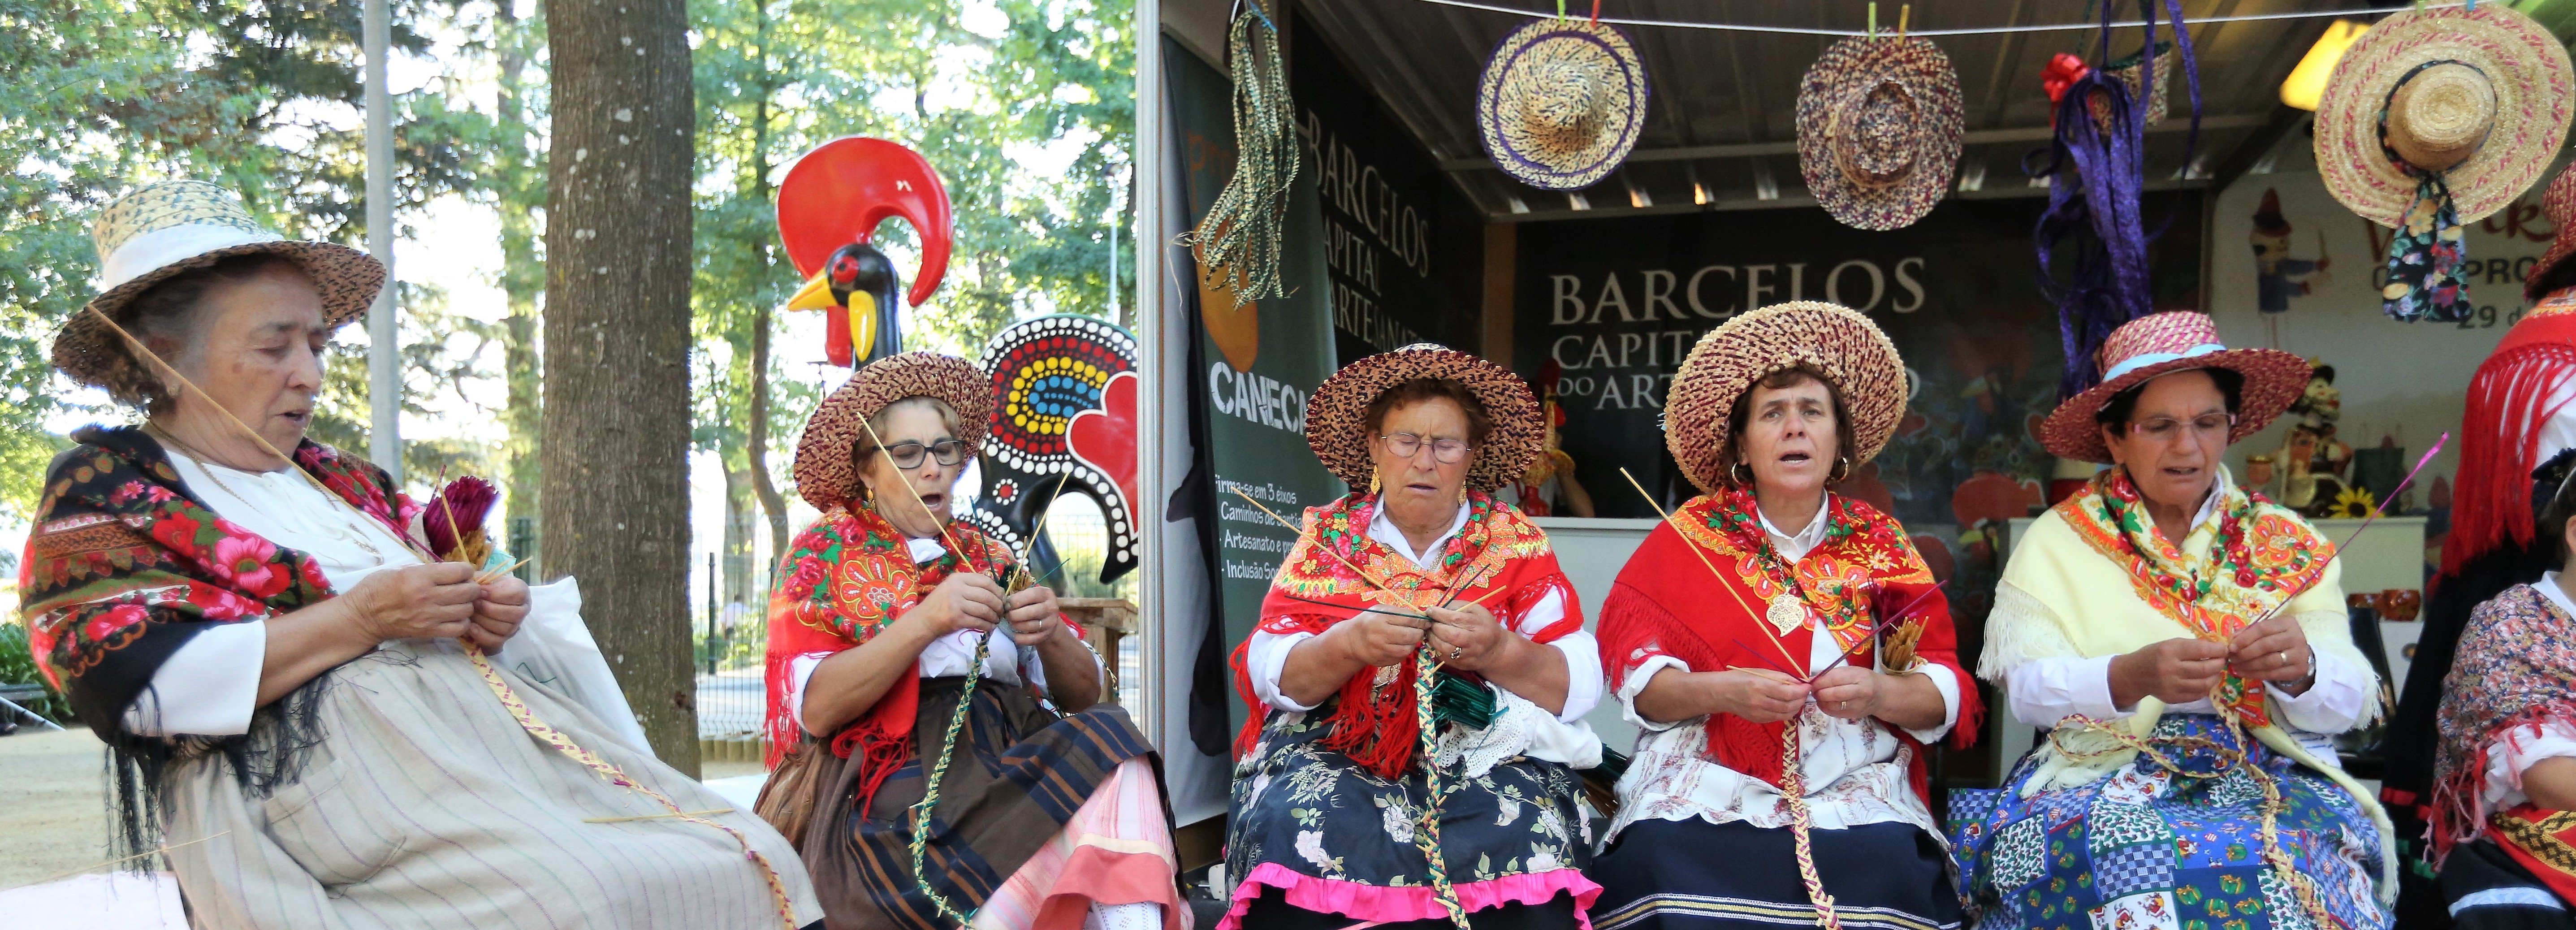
[774, 138, 955, 367]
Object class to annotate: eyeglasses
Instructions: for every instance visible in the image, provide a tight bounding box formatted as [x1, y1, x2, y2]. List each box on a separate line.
[873, 439, 970, 470]
[1376, 432, 1474, 464]
[2127, 413, 2235, 445]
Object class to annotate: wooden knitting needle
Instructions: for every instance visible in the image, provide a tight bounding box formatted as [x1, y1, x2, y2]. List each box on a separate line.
[854, 414, 983, 576]
[1618, 467, 1807, 676]
[1228, 487, 1414, 599]
[1007, 471, 1077, 591]
[583, 807, 735, 824]
[7, 831, 230, 889]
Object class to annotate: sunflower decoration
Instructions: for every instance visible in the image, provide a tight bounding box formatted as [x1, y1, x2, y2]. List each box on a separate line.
[2325, 486, 2379, 519]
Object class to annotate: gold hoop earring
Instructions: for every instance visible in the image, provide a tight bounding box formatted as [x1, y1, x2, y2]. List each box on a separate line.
[1729, 462, 1754, 486]
[1830, 456, 1852, 483]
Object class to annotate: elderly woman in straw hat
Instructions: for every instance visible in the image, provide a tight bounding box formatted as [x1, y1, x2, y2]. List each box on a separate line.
[1950, 312, 2390, 930]
[19, 181, 823, 927]
[1221, 344, 1604, 930]
[761, 350, 1181, 930]
[1585, 302, 1979, 930]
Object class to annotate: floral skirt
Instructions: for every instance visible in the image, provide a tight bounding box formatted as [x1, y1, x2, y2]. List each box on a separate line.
[1220, 709, 1600, 930]
[1949, 715, 2388, 930]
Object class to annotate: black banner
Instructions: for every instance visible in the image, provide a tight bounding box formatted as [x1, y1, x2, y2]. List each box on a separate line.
[1512, 194, 2205, 528]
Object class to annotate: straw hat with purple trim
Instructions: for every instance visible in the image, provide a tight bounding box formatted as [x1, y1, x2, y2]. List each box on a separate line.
[55, 181, 384, 389]
[1796, 35, 1963, 231]
[792, 352, 994, 508]
[2313, 4, 2572, 229]
[1303, 344, 1543, 493]
[2525, 165, 2576, 301]
[1475, 17, 1650, 192]
[2039, 312, 2311, 464]
[1664, 302, 1908, 496]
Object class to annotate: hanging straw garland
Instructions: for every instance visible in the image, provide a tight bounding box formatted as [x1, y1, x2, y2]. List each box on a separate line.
[1180, 0, 1299, 305]
[82, 304, 804, 926]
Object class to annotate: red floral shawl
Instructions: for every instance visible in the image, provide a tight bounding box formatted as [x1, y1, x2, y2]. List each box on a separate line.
[1595, 489, 1980, 802]
[21, 426, 417, 736]
[764, 502, 1074, 809]
[1233, 490, 1583, 778]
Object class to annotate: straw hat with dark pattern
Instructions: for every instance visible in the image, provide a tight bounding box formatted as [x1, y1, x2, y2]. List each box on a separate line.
[1664, 302, 1908, 496]
[2525, 165, 2576, 301]
[792, 352, 994, 508]
[1796, 35, 1963, 232]
[55, 181, 384, 389]
[2314, 4, 2572, 228]
[2038, 311, 2311, 464]
[1475, 17, 1650, 192]
[1304, 344, 1542, 493]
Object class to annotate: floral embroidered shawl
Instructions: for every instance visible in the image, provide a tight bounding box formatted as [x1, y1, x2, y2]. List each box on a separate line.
[1595, 489, 1978, 801]
[1233, 490, 1582, 779]
[21, 426, 416, 739]
[764, 502, 1076, 809]
[2433, 584, 2576, 892]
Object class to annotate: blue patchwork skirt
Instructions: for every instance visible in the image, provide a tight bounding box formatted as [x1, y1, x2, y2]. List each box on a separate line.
[1948, 714, 2389, 930]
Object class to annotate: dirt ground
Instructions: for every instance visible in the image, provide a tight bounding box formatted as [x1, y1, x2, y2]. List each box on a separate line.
[0, 727, 115, 888]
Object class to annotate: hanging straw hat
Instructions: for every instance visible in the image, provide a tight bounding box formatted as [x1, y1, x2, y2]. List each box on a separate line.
[1475, 16, 1650, 192]
[1796, 35, 1964, 231]
[792, 351, 994, 508]
[2038, 311, 2311, 464]
[2525, 165, 2576, 301]
[54, 181, 384, 389]
[1664, 302, 1908, 496]
[2314, 5, 2571, 228]
[1303, 344, 1543, 493]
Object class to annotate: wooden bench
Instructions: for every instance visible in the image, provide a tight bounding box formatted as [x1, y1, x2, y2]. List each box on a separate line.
[1056, 597, 1137, 701]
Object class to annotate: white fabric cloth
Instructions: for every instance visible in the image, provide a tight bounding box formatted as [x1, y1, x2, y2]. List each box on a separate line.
[785, 532, 1103, 735]
[1607, 493, 1959, 842]
[125, 446, 428, 737]
[1241, 500, 1602, 724]
[2478, 573, 2576, 810]
[1993, 482, 2374, 761]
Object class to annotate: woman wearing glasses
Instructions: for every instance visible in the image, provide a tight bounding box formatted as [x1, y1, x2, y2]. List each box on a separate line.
[761, 353, 1184, 930]
[1220, 345, 1605, 930]
[1952, 313, 2393, 930]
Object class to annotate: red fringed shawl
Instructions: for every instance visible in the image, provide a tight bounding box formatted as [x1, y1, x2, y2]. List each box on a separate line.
[1594, 490, 1980, 804]
[1232, 490, 1583, 779]
[764, 502, 1073, 811]
[2447, 292, 2576, 578]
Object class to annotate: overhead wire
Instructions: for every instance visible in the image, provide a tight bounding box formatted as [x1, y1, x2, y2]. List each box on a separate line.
[1407, 0, 2455, 37]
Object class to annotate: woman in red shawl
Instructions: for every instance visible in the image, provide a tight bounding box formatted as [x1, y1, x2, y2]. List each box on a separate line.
[1587, 303, 1980, 930]
[761, 352, 1181, 930]
[1220, 345, 1604, 930]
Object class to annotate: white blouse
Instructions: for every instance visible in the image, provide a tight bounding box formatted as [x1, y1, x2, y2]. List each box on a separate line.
[1608, 494, 1961, 841]
[1239, 501, 1604, 724]
[783, 535, 1104, 735]
[124, 446, 426, 737]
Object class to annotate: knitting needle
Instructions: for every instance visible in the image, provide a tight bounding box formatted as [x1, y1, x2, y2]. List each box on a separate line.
[1008, 471, 1078, 591]
[583, 807, 735, 824]
[2242, 432, 2448, 630]
[1228, 487, 1416, 600]
[475, 555, 534, 585]
[1617, 468, 1807, 676]
[854, 414, 983, 578]
[7, 831, 230, 889]
[1808, 580, 1950, 680]
[1276, 592, 1433, 622]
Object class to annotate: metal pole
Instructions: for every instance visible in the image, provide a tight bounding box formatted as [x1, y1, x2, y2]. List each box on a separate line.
[706, 551, 718, 674]
[1132, 0, 1164, 749]
[1107, 178, 1120, 322]
[363, 0, 401, 481]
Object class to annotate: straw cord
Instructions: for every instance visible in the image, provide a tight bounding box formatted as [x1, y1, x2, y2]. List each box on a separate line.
[906, 629, 994, 925]
[84, 304, 803, 929]
[1776, 711, 1844, 930]
[1411, 641, 1473, 930]
[1411, 0, 2456, 37]
[1179, 1, 1298, 303]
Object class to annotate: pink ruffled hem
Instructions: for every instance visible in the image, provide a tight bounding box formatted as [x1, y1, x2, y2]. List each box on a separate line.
[1217, 861, 1603, 930]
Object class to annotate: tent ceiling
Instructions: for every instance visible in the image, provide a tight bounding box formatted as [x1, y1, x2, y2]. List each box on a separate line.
[1291, 0, 2417, 222]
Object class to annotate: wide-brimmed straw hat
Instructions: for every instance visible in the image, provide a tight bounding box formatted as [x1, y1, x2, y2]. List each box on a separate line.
[1664, 302, 1907, 496]
[1303, 344, 1542, 493]
[1475, 17, 1649, 192]
[1796, 35, 1963, 231]
[792, 351, 994, 508]
[2526, 166, 2576, 301]
[2313, 5, 2572, 229]
[2039, 311, 2311, 464]
[55, 181, 384, 389]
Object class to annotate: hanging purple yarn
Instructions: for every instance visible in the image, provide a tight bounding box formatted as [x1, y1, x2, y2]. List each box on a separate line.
[2030, 0, 2201, 401]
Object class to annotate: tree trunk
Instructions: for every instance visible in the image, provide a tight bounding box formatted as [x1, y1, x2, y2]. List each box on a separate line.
[496, 1, 543, 543]
[722, 459, 756, 608]
[744, 2, 793, 559]
[541, 0, 699, 774]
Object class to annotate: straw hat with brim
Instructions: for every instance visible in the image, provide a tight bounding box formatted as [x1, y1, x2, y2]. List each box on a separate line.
[1664, 302, 1908, 497]
[1797, 35, 1963, 232]
[1303, 345, 1543, 493]
[793, 352, 995, 509]
[1476, 18, 1649, 192]
[2314, 5, 2573, 228]
[55, 181, 384, 389]
[2526, 165, 2576, 301]
[2039, 312, 2311, 464]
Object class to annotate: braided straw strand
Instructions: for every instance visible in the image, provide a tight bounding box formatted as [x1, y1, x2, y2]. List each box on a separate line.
[1180, 2, 1298, 303]
[907, 630, 993, 925]
[1411, 641, 1472, 930]
[1777, 708, 1844, 930]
